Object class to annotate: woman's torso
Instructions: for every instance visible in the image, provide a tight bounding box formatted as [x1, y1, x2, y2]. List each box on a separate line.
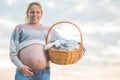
[18, 24, 50, 70]
[19, 44, 49, 70]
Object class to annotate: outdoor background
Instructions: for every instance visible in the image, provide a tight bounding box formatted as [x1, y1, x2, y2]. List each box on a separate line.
[0, 0, 120, 80]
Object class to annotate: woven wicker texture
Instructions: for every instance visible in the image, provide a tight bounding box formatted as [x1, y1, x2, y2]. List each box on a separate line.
[46, 21, 83, 65]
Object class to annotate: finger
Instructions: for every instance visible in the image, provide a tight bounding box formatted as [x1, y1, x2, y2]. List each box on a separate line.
[25, 66, 32, 71]
[22, 69, 29, 76]
[20, 68, 27, 75]
[23, 70, 33, 76]
[25, 67, 34, 76]
[19, 65, 32, 76]
[21, 66, 34, 76]
[27, 70, 34, 76]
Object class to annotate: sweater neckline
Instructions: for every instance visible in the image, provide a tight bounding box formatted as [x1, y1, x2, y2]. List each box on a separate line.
[25, 23, 43, 29]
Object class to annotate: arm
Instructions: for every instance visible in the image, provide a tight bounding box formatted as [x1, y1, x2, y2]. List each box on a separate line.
[49, 28, 64, 42]
[10, 25, 34, 76]
[9, 25, 24, 68]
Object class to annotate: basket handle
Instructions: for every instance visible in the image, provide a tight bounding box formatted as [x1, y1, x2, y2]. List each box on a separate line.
[46, 21, 83, 48]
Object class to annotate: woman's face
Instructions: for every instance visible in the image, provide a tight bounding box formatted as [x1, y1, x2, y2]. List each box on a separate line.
[27, 5, 42, 25]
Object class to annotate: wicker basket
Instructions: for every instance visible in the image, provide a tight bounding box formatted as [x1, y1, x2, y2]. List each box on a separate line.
[46, 21, 83, 65]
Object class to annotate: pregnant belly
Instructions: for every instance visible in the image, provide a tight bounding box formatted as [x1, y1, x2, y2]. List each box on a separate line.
[19, 44, 49, 70]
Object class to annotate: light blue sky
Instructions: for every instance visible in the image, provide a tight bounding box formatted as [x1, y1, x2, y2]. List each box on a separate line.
[0, 0, 120, 77]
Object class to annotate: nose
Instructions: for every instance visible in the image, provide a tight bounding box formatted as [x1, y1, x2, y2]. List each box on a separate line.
[33, 12, 37, 16]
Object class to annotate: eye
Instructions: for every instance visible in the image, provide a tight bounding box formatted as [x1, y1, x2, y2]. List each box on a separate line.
[30, 11, 34, 14]
[37, 11, 40, 14]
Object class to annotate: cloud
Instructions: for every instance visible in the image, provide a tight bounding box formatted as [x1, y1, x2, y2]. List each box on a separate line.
[0, 17, 17, 34]
[104, 44, 120, 56]
[82, 21, 120, 34]
[6, 0, 17, 6]
[0, 0, 120, 71]
[0, 1, 120, 80]
[0, 0, 119, 46]
[0, 17, 18, 50]
[47, 1, 55, 8]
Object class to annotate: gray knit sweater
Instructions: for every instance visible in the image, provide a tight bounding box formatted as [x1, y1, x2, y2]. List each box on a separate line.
[9, 23, 61, 68]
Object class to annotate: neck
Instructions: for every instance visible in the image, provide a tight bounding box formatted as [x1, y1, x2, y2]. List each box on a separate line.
[28, 22, 40, 27]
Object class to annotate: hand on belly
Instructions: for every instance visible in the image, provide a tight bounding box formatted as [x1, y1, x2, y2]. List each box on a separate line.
[19, 44, 49, 70]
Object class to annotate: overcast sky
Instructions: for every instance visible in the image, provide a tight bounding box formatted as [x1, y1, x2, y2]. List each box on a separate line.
[0, 0, 120, 68]
[0, 1, 120, 80]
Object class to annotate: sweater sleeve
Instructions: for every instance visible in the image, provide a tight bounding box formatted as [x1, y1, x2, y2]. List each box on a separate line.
[9, 25, 24, 68]
[49, 28, 64, 42]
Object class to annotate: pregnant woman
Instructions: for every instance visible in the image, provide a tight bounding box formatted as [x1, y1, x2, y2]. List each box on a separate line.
[9, 2, 61, 80]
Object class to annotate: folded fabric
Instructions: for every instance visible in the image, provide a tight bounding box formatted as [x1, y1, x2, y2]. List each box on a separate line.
[44, 39, 80, 50]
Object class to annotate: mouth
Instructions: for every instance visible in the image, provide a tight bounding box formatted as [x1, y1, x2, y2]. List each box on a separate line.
[31, 17, 39, 21]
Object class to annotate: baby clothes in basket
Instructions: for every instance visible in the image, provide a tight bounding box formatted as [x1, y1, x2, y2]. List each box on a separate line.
[44, 39, 80, 50]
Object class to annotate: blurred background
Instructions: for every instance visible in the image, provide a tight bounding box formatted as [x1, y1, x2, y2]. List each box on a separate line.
[0, 0, 120, 80]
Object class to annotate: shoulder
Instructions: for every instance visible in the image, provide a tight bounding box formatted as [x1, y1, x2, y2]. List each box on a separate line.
[16, 23, 27, 28]
[41, 24, 57, 31]
[40, 24, 50, 31]
[14, 23, 27, 31]
[15, 23, 27, 30]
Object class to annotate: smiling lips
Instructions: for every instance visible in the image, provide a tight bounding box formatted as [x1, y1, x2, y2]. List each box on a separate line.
[32, 17, 39, 20]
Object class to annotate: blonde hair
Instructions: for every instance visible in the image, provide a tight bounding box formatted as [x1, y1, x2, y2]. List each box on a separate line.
[25, 2, 43, 22]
